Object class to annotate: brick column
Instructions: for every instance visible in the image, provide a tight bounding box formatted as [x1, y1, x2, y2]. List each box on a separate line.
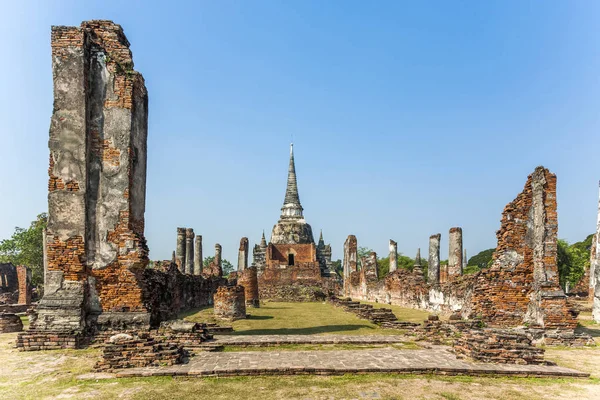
[238, 237, 249, 271]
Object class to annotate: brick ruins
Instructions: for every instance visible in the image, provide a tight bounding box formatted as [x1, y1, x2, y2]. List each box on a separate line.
[343, 166, 587, 344]
[13, 20, 591, 369]
[18, 21, 228, 351]
[0, 264, 31, 306]
[214, 286, 246, 320]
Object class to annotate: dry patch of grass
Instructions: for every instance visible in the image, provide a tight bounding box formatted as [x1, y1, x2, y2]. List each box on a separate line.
[1, 331, 598, 400]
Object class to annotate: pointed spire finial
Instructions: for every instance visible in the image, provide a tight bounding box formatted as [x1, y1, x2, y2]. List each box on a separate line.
[281, 142, 303, 219]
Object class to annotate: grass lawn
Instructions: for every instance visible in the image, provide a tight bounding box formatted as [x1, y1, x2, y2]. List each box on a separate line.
[181, 301, 424, 335]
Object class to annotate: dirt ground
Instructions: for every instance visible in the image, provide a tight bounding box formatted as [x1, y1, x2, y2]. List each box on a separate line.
[1, 304, 599, 400]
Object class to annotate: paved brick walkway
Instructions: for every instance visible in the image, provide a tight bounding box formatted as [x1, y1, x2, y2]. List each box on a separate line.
[114, 348, 588, 378]
[213, 334, 408, 346]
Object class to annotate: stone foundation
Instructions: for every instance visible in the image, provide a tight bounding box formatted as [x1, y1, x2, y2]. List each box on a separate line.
[214, 286, 246, 320]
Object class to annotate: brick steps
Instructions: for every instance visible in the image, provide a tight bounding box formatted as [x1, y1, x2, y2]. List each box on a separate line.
[329, 296, 399, 325]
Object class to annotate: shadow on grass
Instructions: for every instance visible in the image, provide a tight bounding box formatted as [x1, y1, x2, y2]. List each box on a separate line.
[231, 324, 377, 336]
[246, 315, 274, 320]
[576, 325, 600, 338]
[178, 306, 213, 319]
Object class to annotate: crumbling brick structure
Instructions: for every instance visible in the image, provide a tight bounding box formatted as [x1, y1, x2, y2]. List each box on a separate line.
[344, 167, 581, 342]
[214, 286, 246, 320]
[203, 244, 223, 278]
[0, 313, 24, 333]
[34, 20, 150, 335]
[469, 167, 577, 331]
[16, 266, 32, 305]
[238, 266, 259, 308]
[0, 263, 18, 304]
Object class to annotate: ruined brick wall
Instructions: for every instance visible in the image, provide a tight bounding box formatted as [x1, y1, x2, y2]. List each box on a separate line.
[0, 264, 18, 304]
[238, 266, 259, 307]
[343, 167, 576, 334]
[141, 262, 226, 328]
[36, 20, 150, 334]
[469, 167, 576, 330]
[267, 243, 316, 267]
[214, 286, 246, 320]
[16, 266, 32, 305]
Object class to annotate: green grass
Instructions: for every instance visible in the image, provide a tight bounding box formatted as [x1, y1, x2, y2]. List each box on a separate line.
[183, 301, 415, 335]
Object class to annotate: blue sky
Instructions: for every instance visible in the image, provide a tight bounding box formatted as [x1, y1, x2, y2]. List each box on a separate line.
[1, 1, 599, 264]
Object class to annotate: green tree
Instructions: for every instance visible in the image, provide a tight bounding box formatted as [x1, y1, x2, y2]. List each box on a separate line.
[331, 259, 342, 277]
[557, 239, 589, 291]
[203, 256, 235, 276]
[0, 213, 47, 286]
[467, 248, 495, 269]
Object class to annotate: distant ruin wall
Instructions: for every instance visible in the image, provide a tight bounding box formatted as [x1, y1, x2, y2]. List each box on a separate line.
[345, 167, 577, 332]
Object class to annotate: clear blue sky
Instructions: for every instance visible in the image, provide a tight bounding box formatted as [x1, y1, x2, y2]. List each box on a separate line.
[1, 1, 599, 264]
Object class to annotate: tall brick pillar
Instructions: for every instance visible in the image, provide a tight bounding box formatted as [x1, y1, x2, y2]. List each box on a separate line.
[428, 234, 441, 284]
[389, 239, 397, 273]
[194, 235, 203, 275]
[448, 227, 463, 279]
[343, 235, 357, 296]
[33, 20, 150, 336]
[16, 266, 32, 305]
[185, 228, 195, 274]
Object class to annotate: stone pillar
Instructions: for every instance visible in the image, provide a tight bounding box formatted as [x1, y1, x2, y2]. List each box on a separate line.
[185, 228, 194, 274]
[214, 286, 246, 320]
[593, 182, 600, 322]
[176, 227, 186, 273]
[389, 239, 398, 273]
[343, 235, 358, 296]
[428, 234, 441, 284]
[42, 228, 48, 288]
[238, 237, 249, 271]
[215, 244, 222, 270]
[448, 227, 463, 278]
[463, 249, 468, 270]
[194, 235, 202, 275]
[239, 266, 259, 308]
[33, 21, 151, 336]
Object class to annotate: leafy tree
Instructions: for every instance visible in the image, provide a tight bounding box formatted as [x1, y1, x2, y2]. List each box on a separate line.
[203, 256, 234, 276]
[0, 213, 47, 286]
[467, 248, 495, 269]
[331, 259, 342, 277]
[557, 239, 589, 291]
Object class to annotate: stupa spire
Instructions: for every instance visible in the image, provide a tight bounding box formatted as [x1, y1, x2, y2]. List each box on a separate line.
[281, 143, 304, 219]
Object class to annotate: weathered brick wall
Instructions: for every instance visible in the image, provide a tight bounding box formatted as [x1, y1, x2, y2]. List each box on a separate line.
[141, 262, 226, 327]
[16, 266, 31, 305]
[344, 167, 577, 334]
[469, 167, 576, 330]
[238, 266, 259, 307]
[35, 20, 150, 335]
[0, 264, 18, 304]
[267, 243, 316, 266]
[214, 286, 246, 320]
